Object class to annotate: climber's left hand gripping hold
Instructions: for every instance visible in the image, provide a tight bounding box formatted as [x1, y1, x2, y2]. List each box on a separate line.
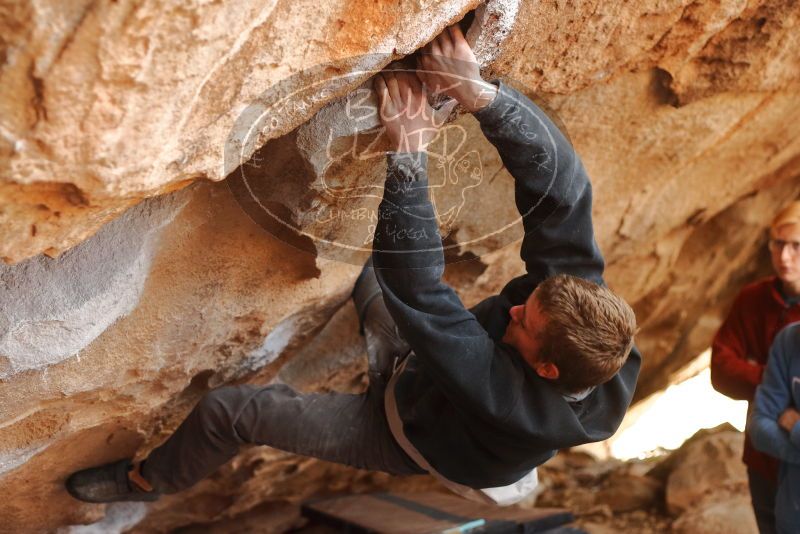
[373, 68, 439, 154]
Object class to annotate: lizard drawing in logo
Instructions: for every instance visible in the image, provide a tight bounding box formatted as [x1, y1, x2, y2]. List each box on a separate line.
[426, 122, 484, 238]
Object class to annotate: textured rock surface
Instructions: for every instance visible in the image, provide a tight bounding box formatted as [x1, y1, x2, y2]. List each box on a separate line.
[664, 429, 758, 534]
[672, 494, 759, 534]
[537, 427, 756, 534]
[664, 430, 747, 515]
[0, 192, 188, 380]
[1, 0, 800, 531]
[0, 0, 484, 262]
[594, 471, 662, 513]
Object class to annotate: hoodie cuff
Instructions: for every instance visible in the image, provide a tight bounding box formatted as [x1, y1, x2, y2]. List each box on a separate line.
[384, 151, 430, 206]
[471, 78, 507, 126]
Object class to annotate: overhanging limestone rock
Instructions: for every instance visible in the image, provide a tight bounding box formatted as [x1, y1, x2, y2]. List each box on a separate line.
[294, 0, 520, 180]
[0, 0, 484, 263]
[1, 0, 800, 531]
[0, 191, 189, 380]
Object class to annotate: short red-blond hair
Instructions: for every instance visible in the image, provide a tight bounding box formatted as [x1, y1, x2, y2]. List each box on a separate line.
[535, 274, 638, 393]
[771, 201, 800, 234]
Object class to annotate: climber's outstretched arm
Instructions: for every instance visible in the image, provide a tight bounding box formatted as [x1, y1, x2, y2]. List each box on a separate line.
[418, 23, 604, 306]
[370, 69, 529, 422]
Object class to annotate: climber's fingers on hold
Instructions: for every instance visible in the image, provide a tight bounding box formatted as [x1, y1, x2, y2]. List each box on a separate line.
[429, 37, 442, 59]
[449, 24, 468, 53]
[451, 23, 470, 51]
[417, 54, 434, 78]
[373, 74, 386, 99]
[404, 69, 424, 97]
[448, 23, 464, 43]
[385, 71, 401, 104]
[414, 65, 428, 91]
[414, 56, 425, 76]
[394, 71, 411, 104]
[437, 31, 453, 57]
[373, 74, 391, 114]
[399, 71, 425, 107]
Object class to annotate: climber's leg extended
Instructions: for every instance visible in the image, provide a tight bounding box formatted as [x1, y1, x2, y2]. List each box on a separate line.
[138, 380, 421, 494]
[66, 256, 421, 502]
[139, 280, 420, 494]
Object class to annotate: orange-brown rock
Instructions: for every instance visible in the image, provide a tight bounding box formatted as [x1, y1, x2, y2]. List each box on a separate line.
[1, 0, 799, 531]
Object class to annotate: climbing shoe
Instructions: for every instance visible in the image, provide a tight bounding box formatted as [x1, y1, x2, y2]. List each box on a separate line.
[65, 458, 161, 503]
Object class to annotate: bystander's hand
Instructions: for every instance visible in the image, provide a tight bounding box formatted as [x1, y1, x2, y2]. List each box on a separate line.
[778, 407, 800, 433]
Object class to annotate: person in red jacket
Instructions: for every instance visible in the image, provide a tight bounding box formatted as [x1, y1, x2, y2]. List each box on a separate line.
[711, 200, 800, 534]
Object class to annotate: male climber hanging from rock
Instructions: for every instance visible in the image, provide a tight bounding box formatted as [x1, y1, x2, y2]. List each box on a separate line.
[66, 23, 641, 506]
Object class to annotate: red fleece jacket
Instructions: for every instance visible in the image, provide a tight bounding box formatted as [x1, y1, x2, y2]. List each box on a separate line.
[711, 276, 800, 482]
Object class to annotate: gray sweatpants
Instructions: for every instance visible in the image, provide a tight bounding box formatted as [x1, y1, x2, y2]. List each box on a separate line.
[141, 265, 426, 494]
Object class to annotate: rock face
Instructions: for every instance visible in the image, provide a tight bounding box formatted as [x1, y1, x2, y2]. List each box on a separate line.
[1, 0, 800, 531]
[665, 429, 758, 534]
[537, 426, 757, 534]
[664, 429, 748, 515]
[0, 0, 486, 263]
[672, 495, 759, 534]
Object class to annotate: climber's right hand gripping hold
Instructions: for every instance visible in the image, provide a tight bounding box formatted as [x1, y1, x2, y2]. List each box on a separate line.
[415, 23, 498, 113]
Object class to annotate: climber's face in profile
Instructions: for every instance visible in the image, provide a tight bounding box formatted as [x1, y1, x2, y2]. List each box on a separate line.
[771, 222, 800, 287]
[502, 289, 558, 381]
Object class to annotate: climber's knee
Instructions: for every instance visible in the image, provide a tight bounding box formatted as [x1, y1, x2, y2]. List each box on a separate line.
[195, 385, 254, 444]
